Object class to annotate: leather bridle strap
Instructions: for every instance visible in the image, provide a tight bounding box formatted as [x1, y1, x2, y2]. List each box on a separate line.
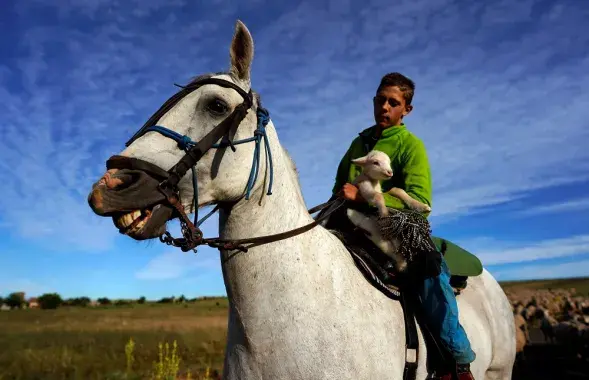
[125, 77, 252, 147]
[200, 198, 346, 252]
[163, 100, 250, 189]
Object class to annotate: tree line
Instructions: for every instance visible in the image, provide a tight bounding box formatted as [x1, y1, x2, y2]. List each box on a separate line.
[0, 292, 226, 310]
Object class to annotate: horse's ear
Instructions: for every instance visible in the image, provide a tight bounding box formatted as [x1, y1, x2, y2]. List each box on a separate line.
[229, 20, 254, 83]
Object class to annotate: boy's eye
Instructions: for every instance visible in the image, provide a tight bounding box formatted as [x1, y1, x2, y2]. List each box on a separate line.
[375, 96, 400, 107]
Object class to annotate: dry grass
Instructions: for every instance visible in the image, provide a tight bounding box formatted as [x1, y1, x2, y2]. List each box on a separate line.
[500, 276, 589, 295]
[0, 299, 228, 380]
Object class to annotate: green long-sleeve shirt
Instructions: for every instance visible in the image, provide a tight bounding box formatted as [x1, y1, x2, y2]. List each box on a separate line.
[332, 124, 432, 217]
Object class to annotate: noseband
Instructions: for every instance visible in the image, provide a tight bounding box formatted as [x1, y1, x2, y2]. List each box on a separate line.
[106, 77, 341, 253]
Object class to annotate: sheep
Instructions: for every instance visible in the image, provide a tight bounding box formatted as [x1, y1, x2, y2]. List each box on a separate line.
[538, 308, 558, 343]
[349, 150, 432, 217]
[521, 304, 537, 321]
[514, 312, 529, 358]
[344, 150, 431, 272]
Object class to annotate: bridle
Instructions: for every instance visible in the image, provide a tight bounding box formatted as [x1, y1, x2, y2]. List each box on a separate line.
[105, 76, 343, 253]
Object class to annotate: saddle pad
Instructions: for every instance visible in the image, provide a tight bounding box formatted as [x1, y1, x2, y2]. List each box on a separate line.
[431, 236, 483, 277]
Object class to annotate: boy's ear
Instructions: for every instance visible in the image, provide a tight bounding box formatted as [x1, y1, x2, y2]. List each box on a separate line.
[403, 104, 414, 117]
[351, 156, 368, 166]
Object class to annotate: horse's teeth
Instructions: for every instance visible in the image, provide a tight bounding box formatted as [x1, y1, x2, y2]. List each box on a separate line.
[130, 217, 148, 233]
[118, 210, 142, 227]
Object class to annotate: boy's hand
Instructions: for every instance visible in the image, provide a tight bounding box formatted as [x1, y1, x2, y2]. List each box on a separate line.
[339, 183, 365, 202]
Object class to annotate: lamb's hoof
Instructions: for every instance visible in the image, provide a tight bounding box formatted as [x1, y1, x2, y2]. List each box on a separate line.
[410, 203, 431, 213]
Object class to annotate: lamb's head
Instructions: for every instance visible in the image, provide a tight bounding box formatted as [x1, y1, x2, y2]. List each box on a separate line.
[351, 150, 393, 181]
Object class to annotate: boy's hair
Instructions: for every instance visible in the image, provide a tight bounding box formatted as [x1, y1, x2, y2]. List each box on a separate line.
[377, 72, 415, 105]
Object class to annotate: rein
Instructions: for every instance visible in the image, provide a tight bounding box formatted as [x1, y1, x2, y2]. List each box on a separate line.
[108, 76, 340, 253]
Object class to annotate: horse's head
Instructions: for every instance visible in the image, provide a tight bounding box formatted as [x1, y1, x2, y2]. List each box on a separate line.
[87, 20, 271, 248]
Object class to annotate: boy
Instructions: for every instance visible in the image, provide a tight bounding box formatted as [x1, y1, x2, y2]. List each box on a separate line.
[331, 72, 476, 380]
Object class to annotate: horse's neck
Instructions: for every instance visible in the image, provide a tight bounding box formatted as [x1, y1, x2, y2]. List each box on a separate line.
[219, 148, 312, 242]
[217, 139, 340, 316]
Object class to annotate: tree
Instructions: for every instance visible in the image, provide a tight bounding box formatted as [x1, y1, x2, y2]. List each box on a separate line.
[115, 299, 131, 307]
[69, 297, 91, 307]
[97, 297, 111, 305]
[38, 293, 63, 309]
[137, 296, 146, 304]
[5, 292, 25, 309]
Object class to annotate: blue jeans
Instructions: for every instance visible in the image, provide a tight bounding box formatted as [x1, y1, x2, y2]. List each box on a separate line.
[417, 257, 476, 364]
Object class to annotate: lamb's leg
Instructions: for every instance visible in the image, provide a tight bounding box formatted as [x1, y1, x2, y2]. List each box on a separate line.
[373, 192, 389, 217]
[346, 209, 407, 272]
[388, 187, 432, 213]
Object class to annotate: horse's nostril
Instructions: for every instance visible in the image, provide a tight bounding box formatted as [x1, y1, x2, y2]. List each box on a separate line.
[107, 171, 140, 191]
[88, 187, 104, 213]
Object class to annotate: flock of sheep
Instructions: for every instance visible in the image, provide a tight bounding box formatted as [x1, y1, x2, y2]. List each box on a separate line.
[508, 287, 589, 363]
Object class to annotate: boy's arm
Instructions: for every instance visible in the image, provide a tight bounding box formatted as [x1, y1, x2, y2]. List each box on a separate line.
[383, 139, 432, 216]
[332, 144, 353, 195]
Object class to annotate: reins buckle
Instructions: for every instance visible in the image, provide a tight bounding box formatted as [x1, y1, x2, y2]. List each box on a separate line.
[157, 181, 180, 205]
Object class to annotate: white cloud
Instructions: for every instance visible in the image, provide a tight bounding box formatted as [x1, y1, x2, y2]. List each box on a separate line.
[514, 198, 589, 217]
[459, 234, 589, 266]
[0, 278, 54, 298]
[135, 250, 220, 280]
[491, 259, 589, 282]
[253, 0, 589, 223]
[1, 0, 588, 256]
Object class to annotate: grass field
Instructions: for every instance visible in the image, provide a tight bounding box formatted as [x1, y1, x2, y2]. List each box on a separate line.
[2, 277, 588, 380]
[499, 276, 589, 294]
[0, 298, 229, 380]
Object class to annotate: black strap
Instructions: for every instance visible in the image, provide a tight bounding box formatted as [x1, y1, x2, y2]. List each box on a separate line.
[412, 289, 460, 380]
[401, 291, 419, 380]
[164, 102, 250, 188]
[126, 77, 252, 146]
[123, 77, 254, 188]
[202, 198, 346, 252]
[106, 155, 171, 180]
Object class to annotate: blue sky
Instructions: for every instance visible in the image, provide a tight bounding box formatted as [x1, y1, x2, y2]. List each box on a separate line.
[1, 0, 588, 300]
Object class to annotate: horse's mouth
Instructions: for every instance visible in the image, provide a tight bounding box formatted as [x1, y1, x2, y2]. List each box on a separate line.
[111, 204, 173, 240]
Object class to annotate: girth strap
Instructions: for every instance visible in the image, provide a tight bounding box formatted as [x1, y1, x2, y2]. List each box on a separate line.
[401, 291, 419, 380]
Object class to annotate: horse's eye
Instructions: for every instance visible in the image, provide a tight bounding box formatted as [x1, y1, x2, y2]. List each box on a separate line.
[207, 99, 228, 115]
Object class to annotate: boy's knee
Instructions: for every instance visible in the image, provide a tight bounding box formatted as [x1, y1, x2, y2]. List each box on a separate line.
[409, 249, 443, 281]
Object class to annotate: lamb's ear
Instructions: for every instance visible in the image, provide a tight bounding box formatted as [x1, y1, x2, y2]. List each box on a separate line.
[229, 20, 254, 83]
[351, 156, 368, 166]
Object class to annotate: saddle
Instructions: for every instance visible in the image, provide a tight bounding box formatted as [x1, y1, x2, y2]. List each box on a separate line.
[317, 200, 482, 380]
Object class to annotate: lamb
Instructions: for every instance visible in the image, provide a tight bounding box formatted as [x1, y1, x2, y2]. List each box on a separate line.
[349, 150, 431, 217]
[345, 150, 432, 272]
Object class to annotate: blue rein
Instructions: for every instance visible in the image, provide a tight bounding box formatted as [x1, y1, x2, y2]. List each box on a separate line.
[141, 107, 274, 226]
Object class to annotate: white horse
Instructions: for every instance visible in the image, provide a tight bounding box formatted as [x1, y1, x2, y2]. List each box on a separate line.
[87, 20, 516, 380]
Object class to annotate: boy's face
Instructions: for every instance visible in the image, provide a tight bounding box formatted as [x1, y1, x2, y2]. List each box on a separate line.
[373, 85, 413, 129]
